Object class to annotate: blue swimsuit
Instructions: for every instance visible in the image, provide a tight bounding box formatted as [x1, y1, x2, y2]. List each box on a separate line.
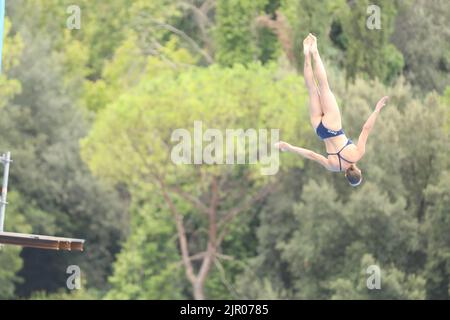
[316, 121, 354, 171]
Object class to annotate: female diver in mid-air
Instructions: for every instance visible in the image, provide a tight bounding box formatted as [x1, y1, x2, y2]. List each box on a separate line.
[275, 34, 389, 187]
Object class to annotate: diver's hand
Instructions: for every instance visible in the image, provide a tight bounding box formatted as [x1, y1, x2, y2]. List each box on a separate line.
[375, 96, 389, 112]
[275, 141, 292, 152]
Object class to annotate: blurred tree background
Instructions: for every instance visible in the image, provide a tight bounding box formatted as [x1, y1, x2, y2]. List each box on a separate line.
[0, 0, 448, 300]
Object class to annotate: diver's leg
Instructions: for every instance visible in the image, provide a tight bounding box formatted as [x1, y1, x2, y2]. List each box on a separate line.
[303, 36, 322, 129]
[309, 34, 342, 130]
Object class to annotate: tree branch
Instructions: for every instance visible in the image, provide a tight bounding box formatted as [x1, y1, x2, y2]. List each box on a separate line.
[196, 176, 219, 286]
[156, 176, 197, 285]
[256, 10, 295, 66]
[217, 184, 273, 246]
[175, 251, 207, 268]
[167, 185, 210, 215]
[199, 0, 216, 14]
[214, 257, 239, 298]
[150, 18, 214, 64]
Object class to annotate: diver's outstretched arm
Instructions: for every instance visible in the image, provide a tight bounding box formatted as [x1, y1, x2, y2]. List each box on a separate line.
[275, 141, 331, 170]
[356, 96, 389, 160]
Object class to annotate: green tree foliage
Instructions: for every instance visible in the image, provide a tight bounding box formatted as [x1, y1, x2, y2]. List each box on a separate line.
[0, 192, 33, 299]
[337, 0, 404, 83]
[9, 0, 131, 78]
[81, 38, 309, 298]
[0, 1, 127, 296]
[423, 172, 450, 299]
[281, 0, 345, 69]
[0, 0, 448, 300]
[0, 19, 28, 300]
[329, 254, 425, 300]
[0, 246, 23, 298]
[392, 0, 450, 93]
[215, 0, 268, 66]
[106, 196, 187, 299]
[237, 75, 449, 299]
[0, 18, 23, 109]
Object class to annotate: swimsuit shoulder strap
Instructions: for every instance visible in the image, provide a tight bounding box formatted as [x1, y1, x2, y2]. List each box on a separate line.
[338, 140, 354, 164]
[327, 140, 354, 171]
[327, 139, 352, 155]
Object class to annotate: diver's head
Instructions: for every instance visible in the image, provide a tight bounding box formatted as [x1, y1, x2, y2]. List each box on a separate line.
[345, 164, 362, 187]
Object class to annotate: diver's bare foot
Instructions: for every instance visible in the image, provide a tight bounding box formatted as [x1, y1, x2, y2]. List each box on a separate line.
[309, 33, 318, 55]
[303, 35, 311, 56]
